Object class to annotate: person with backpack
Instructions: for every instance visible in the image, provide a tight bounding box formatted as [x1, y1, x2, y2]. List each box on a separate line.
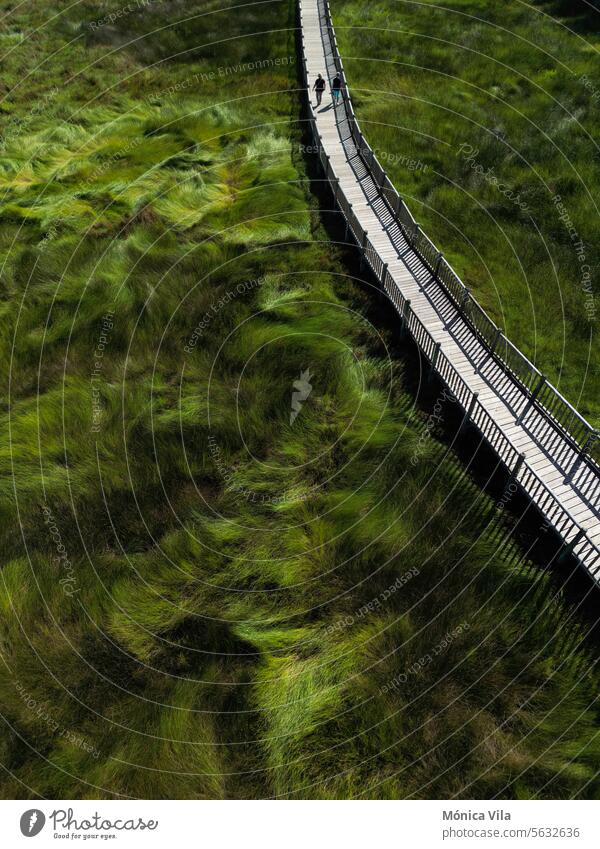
[332, 74, 342, 105]
[313, 73, 326, 106]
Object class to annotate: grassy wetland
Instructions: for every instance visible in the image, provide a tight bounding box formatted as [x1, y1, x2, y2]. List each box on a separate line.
[0, 0, 598, 800]
[332, 0, 600, 424]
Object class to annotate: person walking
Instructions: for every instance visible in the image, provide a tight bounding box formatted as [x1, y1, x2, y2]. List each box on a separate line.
[313, 73, 326, 106]
[332, 74, 342, 105]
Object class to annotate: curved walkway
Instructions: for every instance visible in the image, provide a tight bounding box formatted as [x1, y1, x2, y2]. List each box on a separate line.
[298, 0, 600, 582]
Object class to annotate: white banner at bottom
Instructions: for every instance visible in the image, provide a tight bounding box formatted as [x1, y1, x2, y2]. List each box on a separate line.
[0, 799, 598, 848]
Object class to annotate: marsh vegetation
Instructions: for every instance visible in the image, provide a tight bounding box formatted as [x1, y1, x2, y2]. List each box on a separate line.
[0, 0, 598, 799]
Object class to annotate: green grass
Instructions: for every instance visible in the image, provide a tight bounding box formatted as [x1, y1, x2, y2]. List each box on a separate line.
[331, 0, 600, 424]
[0, 0, 598, 799]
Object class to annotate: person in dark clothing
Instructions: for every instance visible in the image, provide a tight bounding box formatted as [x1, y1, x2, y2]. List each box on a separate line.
[313, 73, 326, 106]
[332, 74, 342, 105]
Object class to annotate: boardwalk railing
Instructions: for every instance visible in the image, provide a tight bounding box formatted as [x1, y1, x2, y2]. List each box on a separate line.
[304, 0, 600, 472]
[298, 0, 600, 579]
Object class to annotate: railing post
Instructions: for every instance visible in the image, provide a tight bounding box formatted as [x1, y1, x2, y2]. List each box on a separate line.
[395, 194, 403, 218]
[558, 527, 586, 565]
[497, 451, 526, 509]
[344, 203, 352, 242]
[344, 203, 353, 241]
[516, 372, 546, 425]
[467, 391, 479, 420]
[488, 326, 502, 357]
[400, 298, 411, 338]
[460, 391, 479, 434]
[459, 286, 470, 312]
[508, 452, 526, 483]
[381, 262, 389, 287]
[429, 342, 441, 380]
[379, 169, 386, 190]
[411, 223, 420, 248]
[567, 428, 599, 481]
[332, 176, 340, 205]
[580, 428, 598, 459]
[360, 230, 368, 270]
[434, 252, 443, 280]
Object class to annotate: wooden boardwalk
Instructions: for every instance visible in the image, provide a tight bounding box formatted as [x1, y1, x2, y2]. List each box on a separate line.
[299, 0, 600, 581]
